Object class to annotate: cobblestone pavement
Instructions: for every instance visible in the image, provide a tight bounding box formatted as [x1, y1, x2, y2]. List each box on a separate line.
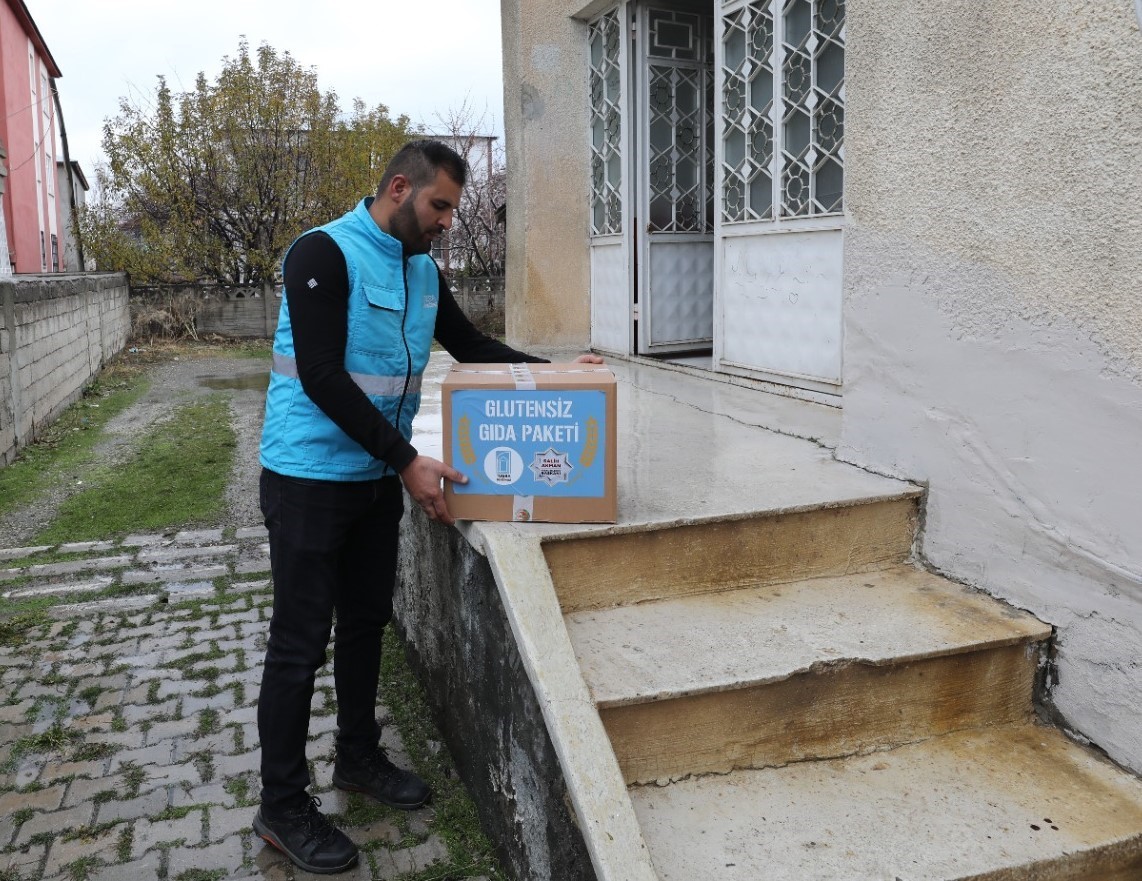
[0, 528, 488, 881]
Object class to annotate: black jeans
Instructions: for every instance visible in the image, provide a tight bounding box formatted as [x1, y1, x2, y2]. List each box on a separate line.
[257, 467, 404, 813]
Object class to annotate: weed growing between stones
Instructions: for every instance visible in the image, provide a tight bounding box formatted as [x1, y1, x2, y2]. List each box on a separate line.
[121, 762, 145, 797]
[77, 686, 103, 707]
[61, 854, 104, 881]
[0, 612, 50, 646]
[10, 806, 34, 827]
[116, 825, 133, 862]
[173, 869, 226, 881]
[379, 628, 507, 881]
[71, 741, 119, 763]
[190, 751, 215, 783]
[4, 724, 79, 772]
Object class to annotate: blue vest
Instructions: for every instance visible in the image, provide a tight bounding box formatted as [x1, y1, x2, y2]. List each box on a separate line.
[259, 198, 439, 481]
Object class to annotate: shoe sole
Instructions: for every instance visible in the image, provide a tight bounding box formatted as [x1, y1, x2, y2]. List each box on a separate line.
[331, 768, 430, 810]
[252, 813, 359, 875]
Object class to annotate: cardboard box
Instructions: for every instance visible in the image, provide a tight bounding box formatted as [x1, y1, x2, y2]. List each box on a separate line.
[442, 363, 617, 523]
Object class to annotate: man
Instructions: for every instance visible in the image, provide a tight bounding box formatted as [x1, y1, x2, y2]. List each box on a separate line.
[253, 139, 602, 874]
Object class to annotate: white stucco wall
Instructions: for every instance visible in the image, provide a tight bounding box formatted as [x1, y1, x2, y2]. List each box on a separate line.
[501, 0, 595, 349]
[839, 1, 1142, 771]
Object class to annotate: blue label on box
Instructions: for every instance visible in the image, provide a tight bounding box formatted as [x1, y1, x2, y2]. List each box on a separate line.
[450, 389, 607, 497]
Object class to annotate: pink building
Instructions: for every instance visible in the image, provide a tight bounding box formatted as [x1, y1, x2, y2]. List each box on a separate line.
[0, 0, 62, 273]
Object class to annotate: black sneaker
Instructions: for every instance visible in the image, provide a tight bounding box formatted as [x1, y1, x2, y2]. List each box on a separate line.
[252, 796, 359, 875]
[332, 747, 430, 810]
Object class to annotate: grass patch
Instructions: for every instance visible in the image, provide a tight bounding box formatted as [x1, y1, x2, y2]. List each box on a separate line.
[0, 611, 49, 647]
[378, 629, 506, 881]
[196, 709, 220, 737]
[223, 774, 257, 807]
[0, 584, 157, 636]
[122, 764, 146, 798]
[11, 807, 34, 827]
[34, 396, 237, 544]
[228, 339, 272, 360]
[61, 855, 104, 881]
[0, 362, 149, 521]
[78, 686, 103, 707]
[116, 825, 133, 862]
[4, 724, 80, 771]
[173, 870, 226, 881]
[71, 741, 120, 763]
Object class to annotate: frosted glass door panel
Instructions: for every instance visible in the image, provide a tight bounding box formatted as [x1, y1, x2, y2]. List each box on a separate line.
[591, 240, 631, 355]
[719, 229, 842, 384]
[648, 240, 714, 347]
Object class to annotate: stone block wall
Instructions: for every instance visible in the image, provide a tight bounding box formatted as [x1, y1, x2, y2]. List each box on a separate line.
[132, 276, 506, 341]
[0, 273, 129, 466]
[449, 276, 506, 336]
[395, 509, 597, 881]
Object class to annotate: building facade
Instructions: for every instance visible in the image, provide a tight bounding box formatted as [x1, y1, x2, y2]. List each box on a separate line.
[0, 0, 63, 273]
[55, 158, 87, 271]
[501, 0, 1142, 773]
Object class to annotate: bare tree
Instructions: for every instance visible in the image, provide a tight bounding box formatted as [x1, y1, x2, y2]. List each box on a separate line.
[428, 101, 506, 278]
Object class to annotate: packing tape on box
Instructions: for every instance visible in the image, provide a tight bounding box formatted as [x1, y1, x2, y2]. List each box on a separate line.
[509, 363, 536, 390]
[513, 496, 535, 522]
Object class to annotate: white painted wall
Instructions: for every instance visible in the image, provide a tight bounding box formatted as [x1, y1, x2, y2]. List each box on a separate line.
[839, 1, 1142, 772]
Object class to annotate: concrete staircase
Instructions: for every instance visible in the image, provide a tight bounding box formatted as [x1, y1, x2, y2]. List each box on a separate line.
[542, 496, 1142, 880]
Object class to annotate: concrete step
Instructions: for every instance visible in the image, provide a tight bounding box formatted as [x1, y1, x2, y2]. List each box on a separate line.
[544, 496, 920, 613]
[565, 565, 1051, 784]
[630, 724, 1142, 881]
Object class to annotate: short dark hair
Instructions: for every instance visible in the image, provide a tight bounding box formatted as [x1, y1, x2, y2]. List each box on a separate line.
[377, 140, 467, 197]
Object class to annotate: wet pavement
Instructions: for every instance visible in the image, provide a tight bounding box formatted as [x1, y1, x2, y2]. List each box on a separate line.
[0, 527, 489, 880]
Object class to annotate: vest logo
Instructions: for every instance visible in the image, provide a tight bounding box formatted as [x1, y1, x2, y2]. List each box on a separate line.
[423, 291, 439, 309]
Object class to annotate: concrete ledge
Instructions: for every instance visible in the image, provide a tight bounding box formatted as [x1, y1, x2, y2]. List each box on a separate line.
[395, 509, 654, 881]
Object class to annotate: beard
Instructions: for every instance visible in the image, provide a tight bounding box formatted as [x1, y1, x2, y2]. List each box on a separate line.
[390, 195, 434, 256]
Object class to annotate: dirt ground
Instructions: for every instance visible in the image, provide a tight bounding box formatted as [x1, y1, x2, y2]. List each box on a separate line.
[0, 345, 269, 548]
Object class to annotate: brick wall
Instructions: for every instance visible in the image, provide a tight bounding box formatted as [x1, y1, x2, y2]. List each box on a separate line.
[0, 273, 130, 466]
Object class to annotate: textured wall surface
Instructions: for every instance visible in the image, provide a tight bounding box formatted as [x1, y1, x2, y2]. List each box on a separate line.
[840, 1, 1142, 771]
[394, 508, 598, 881]
[0, 273, 129, 465]
[501, 0, 594, 349]
[132, 277, 506, 341]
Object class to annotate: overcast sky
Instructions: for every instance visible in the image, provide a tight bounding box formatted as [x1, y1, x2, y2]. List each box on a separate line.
[31, 0, 506, 184]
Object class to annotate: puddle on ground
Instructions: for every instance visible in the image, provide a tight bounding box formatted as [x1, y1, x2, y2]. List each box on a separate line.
[199, 372, 270, 391]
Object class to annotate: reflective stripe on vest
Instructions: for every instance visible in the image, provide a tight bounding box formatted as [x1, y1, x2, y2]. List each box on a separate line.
[272, 352, 422, 397]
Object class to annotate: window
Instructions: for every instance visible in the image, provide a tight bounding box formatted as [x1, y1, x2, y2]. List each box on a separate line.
[40, 231, 46, 271]
[51, 234, 59, 272]
[589, 10, 624, 236]
[721, 0, 845, 222]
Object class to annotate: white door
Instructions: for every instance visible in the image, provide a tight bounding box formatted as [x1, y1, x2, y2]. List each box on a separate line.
[713, 0, 846, 392]
[635, 3, 714, 355]
[589, 5, 635, 356]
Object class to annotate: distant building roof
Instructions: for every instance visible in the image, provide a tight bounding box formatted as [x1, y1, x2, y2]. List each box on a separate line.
[56, 159, 89, 191]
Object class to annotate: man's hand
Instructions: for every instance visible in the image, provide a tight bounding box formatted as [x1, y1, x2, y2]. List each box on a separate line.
[399, 455, 468, 526]
[573, 354, 605, 364]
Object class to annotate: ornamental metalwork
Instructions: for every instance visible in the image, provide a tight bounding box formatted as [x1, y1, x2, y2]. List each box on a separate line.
[722, 0, 845, 222]
[646, 8, 713, 233]
[589, 11, 624, 236]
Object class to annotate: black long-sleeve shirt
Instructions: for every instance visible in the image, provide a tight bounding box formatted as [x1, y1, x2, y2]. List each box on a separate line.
[282, 231, 545, 473]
